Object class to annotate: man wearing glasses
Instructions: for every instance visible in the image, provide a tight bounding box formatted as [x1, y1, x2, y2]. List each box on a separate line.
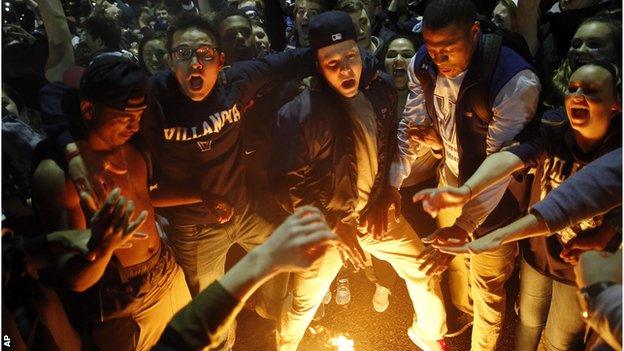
[140, 12, 324, 349]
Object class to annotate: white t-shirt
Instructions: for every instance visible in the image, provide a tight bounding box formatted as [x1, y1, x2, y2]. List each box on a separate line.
[433, 71, 467, 178]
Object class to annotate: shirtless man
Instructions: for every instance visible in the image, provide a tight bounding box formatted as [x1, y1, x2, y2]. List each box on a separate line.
[31, 55, 191, 351]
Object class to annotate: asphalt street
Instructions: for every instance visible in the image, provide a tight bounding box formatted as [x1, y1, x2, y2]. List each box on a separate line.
[234, 267, 520, 351]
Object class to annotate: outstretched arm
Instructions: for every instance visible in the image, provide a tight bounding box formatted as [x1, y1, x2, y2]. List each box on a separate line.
[36, 0, 74, 82]
[413, 151, 525, 217]
[155, 207, 337, 350]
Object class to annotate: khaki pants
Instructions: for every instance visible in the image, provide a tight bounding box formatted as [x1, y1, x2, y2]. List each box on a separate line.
[277, 214, 448, 351]
[437, 206, 517, 351]
[93, 265, 191, 351]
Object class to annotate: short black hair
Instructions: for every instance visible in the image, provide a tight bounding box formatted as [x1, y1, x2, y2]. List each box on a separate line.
[423, 0, 477, 31]
[381, 34, 420, 59]
[83, 15, 122, 50]
[213, 7, 252, 30]
[166, 12, 220, 51]
[139, 31, 167, 68]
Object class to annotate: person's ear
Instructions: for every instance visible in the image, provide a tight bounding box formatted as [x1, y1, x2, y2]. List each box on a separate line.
[218, 51, 226, 70]
[80, 100, 94, 120]
[470, 21, 480, 40]
[611, 99, 621, 113]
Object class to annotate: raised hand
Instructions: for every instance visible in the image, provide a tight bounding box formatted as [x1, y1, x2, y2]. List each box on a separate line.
[65, 141, 110, 210]
[201, 191, 235, 224]
[434, 233, 503, 255]
[259, 206, 338, 272]
[334, 221, 367, 271]
[360, 186, 401, 240]
[417, 225, 470, 275]
[80, 188, 148, 256]
[407, 124, 443, 151]
[416, 245, 454, 276]
[412, 185, 471, 218]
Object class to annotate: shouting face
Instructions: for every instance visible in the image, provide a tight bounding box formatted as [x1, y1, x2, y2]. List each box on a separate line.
[317, 40, 362, 98]
[565, 64, 620, 141]
[384, 37, 416, 90]
[167, 28, 224, 101]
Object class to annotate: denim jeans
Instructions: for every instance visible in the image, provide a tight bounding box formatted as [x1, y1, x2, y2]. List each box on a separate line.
[515, 257, 585, 351]
[276, 214, 448, 351]
[166, 203, 288, 350]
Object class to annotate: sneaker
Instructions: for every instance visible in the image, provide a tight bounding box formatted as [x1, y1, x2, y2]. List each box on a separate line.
[322, 290, 332, 305]
[335, 278, 351, 305]
[445, 311, 473, 337]
[372, 283, 391, 312]
[408, 327, 451, 351]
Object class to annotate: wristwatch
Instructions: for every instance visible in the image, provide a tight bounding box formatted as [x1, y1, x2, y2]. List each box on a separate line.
[576, 281, 617, 319]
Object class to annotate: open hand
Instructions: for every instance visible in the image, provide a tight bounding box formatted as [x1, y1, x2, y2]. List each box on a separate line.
[81, 188, 148, 255]
[201, 192, 234, 224]
[560, 226, 616, 265]
[407, 124, 443, 151]
[360, 186, 401, 240]
[434, 232, 503, 255]
[412, 185, 471, 218]
[416, 245, 454, 276]
[334, 221, 367, 270]
[260, 206, 338, 272]
[65, 141, 110, 210]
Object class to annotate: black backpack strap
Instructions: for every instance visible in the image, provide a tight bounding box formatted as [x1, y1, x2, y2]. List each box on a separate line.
[412, 55, 437, 127]
[469, 33, 502, 125]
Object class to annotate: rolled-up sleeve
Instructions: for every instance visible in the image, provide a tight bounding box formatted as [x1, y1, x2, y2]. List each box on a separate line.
[389, 56, 435, 189]
[454, 69, 541, 233]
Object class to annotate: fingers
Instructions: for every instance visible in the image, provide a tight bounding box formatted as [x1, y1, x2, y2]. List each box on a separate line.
[96, 188, 121, 220]
[433, 243, 471, 255]
[337, 245, 350, 268]
[132, 232, 149, 240]
[393, 200, 401, 223]
[298, 230, 338, 250]
[353, 242, 366, 270]
[110, 196, 128, 233]
[295, 206, 324, 217]
[79, 191, 99, 219]
[294, 222, 331, 237]
[127, 210, 148, 234]
[421, 232, 439, 245]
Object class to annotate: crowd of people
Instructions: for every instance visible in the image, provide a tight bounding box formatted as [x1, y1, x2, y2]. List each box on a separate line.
[1, 0, 622, 350]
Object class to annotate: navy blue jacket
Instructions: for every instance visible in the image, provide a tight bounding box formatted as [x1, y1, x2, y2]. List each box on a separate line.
[270, 64, 398, 227]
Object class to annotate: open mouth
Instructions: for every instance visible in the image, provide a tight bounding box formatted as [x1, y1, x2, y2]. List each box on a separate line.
[393, 68, 406, 77]
[570, 106, 590, 120]
[341, 78, 356, 89]
[189, 75, 204, 91]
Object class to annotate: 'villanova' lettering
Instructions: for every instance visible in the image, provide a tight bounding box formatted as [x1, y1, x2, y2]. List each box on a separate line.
[163, 104, 241, 141]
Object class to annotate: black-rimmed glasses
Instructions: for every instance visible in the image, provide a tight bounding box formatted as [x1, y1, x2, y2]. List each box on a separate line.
[170, 45, 219, 62]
